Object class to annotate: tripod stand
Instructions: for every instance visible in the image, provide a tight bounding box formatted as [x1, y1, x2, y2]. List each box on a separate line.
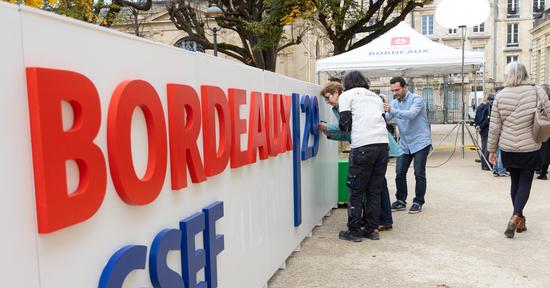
[432, 119, 492, 169]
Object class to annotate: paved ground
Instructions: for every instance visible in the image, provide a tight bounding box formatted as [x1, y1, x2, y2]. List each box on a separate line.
[268, 124, 550, 288]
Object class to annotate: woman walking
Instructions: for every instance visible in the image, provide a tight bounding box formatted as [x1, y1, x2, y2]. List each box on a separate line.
[488, 62, 550, 238]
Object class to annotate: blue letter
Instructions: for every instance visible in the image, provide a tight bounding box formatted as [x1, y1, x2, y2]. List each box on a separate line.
[292, 92, 302, 227]
[98, 245, 147, 288]
[300, 95, 320, 160]
[149, 229, 185, 288]
[180, 212, 207, 288]
[203, 201, 225, 288]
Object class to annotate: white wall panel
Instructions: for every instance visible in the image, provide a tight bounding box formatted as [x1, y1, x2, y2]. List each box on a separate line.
[0, 4, 338, 287]
[0, 3, 40, 287]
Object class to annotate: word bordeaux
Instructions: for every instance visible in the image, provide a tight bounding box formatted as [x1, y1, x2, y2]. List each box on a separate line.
[26, 67, 295, 234]
[368, 49, 429, 55]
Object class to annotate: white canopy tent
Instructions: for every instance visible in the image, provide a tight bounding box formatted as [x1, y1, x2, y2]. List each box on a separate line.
[316, 22, 484, 77]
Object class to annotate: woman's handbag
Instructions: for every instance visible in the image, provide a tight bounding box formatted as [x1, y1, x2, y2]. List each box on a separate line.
[533, 86, 550, 143]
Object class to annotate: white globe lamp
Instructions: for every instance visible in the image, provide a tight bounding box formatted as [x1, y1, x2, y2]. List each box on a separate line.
[435, 0, 490, 28]
[435, 0, 490, 159]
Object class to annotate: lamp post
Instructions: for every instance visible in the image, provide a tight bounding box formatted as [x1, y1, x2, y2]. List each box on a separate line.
[204, 3, 224, 56]
[435, 0, 489, 158]
[41, 0, 54, 11]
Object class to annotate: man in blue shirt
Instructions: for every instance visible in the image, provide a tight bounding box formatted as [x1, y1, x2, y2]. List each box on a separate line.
[384, 77, 432, 214]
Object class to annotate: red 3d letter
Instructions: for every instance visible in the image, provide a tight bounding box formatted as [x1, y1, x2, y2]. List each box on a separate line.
[108, 80, 167, 205]
[248, 91, 269, 163]
[228, 88, 249, 168]
[280, 95, 293, 153]
[26, 67, 106, 233]
[201, 85, 231, 177]
[265, 93, 281, 157]
[167, 84, 206, 190]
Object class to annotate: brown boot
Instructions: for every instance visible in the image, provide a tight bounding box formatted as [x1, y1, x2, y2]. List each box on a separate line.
[378, 224, 393, 231]
[504, 215, 520, 238]
[516, 216, 527, 233]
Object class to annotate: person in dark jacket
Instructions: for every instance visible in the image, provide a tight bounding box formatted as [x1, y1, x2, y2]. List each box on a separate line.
[474, 93, 491, 171]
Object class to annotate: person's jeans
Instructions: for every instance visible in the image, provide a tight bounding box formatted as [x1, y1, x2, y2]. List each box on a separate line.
[541, 164, 549, 176]
[493, 147, 506, 175]
[363, 177, 393, 226]
[509, 168, 535, 216]
[379, 177, 393, 225]
[347, 144, 389, 232]
[480, 135, 490, 170]
[395, 144, 431, 205]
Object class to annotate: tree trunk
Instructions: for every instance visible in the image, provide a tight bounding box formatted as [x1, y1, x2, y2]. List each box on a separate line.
[332, 39, 349, 56]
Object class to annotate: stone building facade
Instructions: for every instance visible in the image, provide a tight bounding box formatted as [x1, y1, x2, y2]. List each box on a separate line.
[408, 0, 544, 89]
[112, 0, 333, 84]
[531, 7, 550, 84]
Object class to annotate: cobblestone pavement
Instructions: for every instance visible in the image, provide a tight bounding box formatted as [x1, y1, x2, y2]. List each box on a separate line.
[268, 125, 550, 288]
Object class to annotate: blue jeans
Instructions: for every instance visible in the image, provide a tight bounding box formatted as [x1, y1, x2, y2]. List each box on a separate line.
[380, 177, 393, 225]
[493, 147, 506, 174]
[395, 144, 431, 205]
[361, 177, 393, 226]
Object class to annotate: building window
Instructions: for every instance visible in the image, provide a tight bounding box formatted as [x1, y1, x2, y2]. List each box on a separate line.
[506, 55, 519, 64]
[174, 37, 205, 53]
[473, 23, 485, 33]
[507, 23, 519, 47]
[508, 0, 519, 17]
[472, 47, 485, 54]
[448, 28, 458, 35]
[422, 15, 434, 36]
[534, 0, 545, 13]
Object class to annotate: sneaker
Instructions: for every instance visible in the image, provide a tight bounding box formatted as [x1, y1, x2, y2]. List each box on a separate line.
[408, 203, 422, 214]
[391, 200, 406, 211]
[338, 230, 362, 242]
[499, 172, 510, 177]
[537, 174, 548, 180]
[361, 229, 380, 240]
[493, 172, 500, 177]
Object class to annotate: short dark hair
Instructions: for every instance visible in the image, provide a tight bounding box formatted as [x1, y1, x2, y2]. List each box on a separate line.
[343, 71, 370, 90]
[390, 77, 407, 87]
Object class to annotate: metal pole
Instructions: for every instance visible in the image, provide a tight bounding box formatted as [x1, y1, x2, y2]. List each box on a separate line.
[213, 28, 218, 56]
[443, 75, 449, 124]
[460, 25, 466, 158]
[473, 68, 478, 145]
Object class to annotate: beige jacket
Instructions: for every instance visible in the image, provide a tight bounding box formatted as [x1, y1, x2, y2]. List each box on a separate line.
[488, 84, 550, 153]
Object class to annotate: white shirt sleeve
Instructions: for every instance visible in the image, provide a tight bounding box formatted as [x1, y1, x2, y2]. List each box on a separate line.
[338, 92, 352, 112]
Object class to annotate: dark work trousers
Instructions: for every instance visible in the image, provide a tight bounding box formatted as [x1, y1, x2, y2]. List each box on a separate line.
[361, 177, 393, 226]
[480, 135, 490, 170]
[347, 144, 389, 233]
[395, 144, 431, 205]
[509, 168, 535, 216]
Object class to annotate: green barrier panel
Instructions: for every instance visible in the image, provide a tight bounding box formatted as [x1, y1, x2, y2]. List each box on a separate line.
[338, 159, 349, 203]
